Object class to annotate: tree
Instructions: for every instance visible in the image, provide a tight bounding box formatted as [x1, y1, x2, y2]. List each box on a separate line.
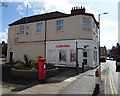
[2, 41, 7, 58]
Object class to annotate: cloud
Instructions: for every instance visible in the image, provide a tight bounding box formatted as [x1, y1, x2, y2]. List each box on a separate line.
[23, 1, 32, 8]
[0, 31, 8, 43]
[33, 9, 45, 15]
[29, 0, 98, 15]
[3, 0, 119, 2]
[17, 4, 25, 16]
[101, 29, 118, 49]
[0, 28, 8, 43]
[100, 19, 118, 49]
[101, 19, 118, 28]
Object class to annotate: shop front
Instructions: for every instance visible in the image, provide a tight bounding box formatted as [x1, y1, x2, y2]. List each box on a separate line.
[46, 40, 99, 68]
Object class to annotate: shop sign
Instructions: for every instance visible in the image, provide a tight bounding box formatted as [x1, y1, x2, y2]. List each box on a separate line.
[56, 45, 70, 48]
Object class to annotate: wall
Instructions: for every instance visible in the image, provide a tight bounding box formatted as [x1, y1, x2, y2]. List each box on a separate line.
[7, 14, 98, 62]
[7, 42, 45, 62]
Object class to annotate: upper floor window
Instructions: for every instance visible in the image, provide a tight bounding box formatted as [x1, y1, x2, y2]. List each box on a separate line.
[83, 17, 91, 30]
[37, 22, 43, 33]
[96, 26, 98, 34]
[19, 26, 25, 35]
[56, 20, 64, 31]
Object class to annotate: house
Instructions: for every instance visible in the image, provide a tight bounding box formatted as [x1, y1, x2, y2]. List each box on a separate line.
[7, 6, 99, 68]
[100, 46, 107, 62]
[110, 43, 120, 60]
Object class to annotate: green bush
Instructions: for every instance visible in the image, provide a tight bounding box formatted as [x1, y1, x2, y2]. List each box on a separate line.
[5, 60, 15, 65]
[30, 67, 37, 70]
[46, 64, 55, 70]
[13, 63, 24, 70]
[30, 60, 38, 70]
[37, 56, 43, 59]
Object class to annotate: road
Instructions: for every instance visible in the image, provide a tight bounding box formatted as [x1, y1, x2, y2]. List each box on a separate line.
[101, 60, 120, 95]
[58, 67, 97, 94]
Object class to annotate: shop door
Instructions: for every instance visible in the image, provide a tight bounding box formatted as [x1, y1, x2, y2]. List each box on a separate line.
[83, 51, 88, 66]
[78, 49, 83, 67]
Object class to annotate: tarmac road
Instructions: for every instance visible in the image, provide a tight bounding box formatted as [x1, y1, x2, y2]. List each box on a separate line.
[101, 60, 119, 95]
[58, 68, 96, 95]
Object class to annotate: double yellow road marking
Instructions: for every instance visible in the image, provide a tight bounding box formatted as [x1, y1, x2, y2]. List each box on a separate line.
[109, 69, 117, 95]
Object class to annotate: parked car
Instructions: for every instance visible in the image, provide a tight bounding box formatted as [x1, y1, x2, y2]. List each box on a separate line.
[116, 57, 120, 71]
[100, 56, 106, 62]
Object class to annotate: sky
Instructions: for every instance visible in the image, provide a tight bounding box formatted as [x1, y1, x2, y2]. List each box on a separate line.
[0, 0, 119, 49]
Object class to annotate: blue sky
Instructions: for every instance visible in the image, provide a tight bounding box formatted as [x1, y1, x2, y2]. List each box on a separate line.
[0, 0, 119, 49]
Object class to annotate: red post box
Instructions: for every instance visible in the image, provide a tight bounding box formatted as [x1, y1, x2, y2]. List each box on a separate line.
[37, 58, 46, 83]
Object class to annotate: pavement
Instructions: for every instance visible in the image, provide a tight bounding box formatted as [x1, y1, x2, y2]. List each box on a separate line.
[1, 62, 100, 95]
[8, 68, 97, 95]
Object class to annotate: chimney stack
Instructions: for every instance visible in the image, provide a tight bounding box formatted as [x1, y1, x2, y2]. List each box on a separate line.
[71, 6, 86, 15]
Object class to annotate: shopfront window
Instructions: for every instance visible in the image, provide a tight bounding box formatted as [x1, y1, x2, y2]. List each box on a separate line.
[93, 50, 97, 62]
[70, 50, 76, 62]
[59, 50, 66, 62]
[49, 50, 56, 62]
[83, 52, 87, 57]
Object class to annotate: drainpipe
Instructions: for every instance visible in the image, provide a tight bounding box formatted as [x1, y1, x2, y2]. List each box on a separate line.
[44, 20, 47, 58]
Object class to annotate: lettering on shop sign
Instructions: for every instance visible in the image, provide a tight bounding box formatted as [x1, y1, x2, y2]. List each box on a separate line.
[56, 45, 70, 48]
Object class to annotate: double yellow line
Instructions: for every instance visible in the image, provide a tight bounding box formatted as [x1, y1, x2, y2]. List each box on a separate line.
[109, 69, 117, 95]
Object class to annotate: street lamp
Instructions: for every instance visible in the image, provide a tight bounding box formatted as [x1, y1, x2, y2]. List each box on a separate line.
[98, 12, 108, 65]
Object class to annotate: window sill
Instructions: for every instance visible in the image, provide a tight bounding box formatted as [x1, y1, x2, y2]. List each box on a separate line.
[56, 30, 64, 33]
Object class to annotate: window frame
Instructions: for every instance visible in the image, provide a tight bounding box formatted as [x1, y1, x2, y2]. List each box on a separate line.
[83, 17, 91, 30]
[56, 19, 64, 31]
[36, 22, 43, 33]
[19, 25, 25, 35]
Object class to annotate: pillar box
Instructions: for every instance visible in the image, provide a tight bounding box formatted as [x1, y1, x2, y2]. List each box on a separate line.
[37, 58, 46, 83]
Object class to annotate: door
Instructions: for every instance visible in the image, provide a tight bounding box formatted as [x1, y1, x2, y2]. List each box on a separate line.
[78, 49, 83, 67]
[83, 51, 88, 66]
[10, 52, 13, 62]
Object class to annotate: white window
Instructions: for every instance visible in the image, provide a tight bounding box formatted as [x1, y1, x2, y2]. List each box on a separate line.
[93, 50, 97, 62]
[94, 50, 95, 61]
[96, 26, 98, 34]
[49, 50, 56, 62]
[56, 20, 64, 31]
[19, 26, 25, 34]
[36, 22, 43, 33]
[83, 17, 91, 30]
[70, 50, 76, 62]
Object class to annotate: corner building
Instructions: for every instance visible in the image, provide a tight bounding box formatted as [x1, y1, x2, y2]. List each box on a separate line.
[7, 6, 99, 68]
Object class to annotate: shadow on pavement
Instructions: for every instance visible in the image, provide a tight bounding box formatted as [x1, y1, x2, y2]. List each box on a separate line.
[2, 65, 92, 92]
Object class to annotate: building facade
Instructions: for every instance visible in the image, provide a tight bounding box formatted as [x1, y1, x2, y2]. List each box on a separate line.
[7, 6, 99, 68]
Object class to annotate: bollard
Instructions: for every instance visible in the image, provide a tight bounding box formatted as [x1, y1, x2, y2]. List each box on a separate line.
[94, 66, 101, 94]
[37, 58, 46, 83]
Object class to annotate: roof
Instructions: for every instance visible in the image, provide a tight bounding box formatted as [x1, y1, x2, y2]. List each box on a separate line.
[9, 11, 99, 27]
[9, 11, 69, 26]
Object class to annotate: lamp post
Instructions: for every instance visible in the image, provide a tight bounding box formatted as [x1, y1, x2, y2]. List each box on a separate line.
[98, 12, 108, 65]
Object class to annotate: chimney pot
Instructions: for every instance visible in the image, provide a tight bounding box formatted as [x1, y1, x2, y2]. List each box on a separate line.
[81, 6, 82, 9]
[72, 7, 73, 10]
[71, 6, 86, 15]
[74, 7, 75, 10]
